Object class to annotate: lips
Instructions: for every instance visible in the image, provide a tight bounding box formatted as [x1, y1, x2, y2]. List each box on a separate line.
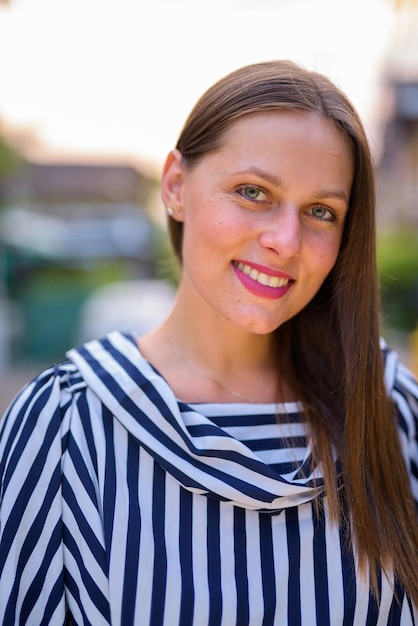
[233, 261, 290, 288]
[232, 260, 294, 300]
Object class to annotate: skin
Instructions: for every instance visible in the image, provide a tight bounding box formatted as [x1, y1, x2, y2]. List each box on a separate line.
[139, 110, 354, 403]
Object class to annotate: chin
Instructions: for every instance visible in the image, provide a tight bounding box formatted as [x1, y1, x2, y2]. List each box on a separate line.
[233, 315, 288, 336]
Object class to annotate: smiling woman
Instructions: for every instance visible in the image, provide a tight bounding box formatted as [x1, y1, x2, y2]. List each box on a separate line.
[0, 60, 417, 626]
[159, 110, 352, 337]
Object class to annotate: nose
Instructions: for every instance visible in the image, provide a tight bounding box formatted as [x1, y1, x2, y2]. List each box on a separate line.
[258, 205, 302, 258]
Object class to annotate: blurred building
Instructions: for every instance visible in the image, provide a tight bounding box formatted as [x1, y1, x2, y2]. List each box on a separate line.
[375, 3, 418, 344]
[377, 6, 418, 228]
[1, 160, 156, 208]
[0, 158, 166, 364]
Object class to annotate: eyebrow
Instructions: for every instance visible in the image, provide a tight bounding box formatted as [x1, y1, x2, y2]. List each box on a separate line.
[234, 166, 350, 204]
[235, 167, 286, 189]
[313, 189, 350, 204]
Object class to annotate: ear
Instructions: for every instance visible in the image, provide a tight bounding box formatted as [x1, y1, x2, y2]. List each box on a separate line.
[161, 149, 186, 221]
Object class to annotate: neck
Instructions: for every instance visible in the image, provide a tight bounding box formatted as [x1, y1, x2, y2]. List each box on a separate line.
[138, 282, 294, 404]
[163, 305, 275, 376]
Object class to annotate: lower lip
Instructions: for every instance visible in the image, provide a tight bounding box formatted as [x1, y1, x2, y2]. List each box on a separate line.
[232, 264, 293, 300]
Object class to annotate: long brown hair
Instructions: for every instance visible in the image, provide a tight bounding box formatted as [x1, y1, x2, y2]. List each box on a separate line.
[167, 60, 418, 603]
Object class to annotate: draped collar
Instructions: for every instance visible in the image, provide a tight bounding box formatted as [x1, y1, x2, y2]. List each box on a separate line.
[67, 330, 325, 512]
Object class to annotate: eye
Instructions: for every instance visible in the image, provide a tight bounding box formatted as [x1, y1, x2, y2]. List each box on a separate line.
[309, 205, 336, 221]
[236, 184, 269, 203]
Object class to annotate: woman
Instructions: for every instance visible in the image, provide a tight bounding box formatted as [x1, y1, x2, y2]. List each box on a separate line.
[1, 61, 417, 625]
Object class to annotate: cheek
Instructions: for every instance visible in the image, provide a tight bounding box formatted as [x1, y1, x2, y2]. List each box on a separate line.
[182, 215, 222, 266]
[309, 238, 341, 279]
[324, 244, 342, 275]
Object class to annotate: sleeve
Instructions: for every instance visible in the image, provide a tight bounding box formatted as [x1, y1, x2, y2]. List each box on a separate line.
[0, 366, 71, 625]
[384, 346, 418, 507]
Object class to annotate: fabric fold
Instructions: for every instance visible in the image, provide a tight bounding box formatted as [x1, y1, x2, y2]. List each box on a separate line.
[67, 330, 326, 511]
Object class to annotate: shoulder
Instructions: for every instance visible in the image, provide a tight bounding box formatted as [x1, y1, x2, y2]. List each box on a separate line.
[1, 360, 87, 424]
[381, 338, 418, 431]
[0, 331, 146, 457]
[381, 339, 418, 496]
[0, 361, 88, 468]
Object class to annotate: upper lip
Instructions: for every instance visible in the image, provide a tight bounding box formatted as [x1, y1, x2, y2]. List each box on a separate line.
[233, 259, 295, 280]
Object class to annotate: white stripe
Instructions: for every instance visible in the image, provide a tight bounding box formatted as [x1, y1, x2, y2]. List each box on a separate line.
[163, 476, 182, 626]
[133, 449, 156, 625]
[271, 512, 290, 624]
[107, 423, 130, 625]
[219, 503, 237, 626]
[324, 500, 345, 625]
[245, 512, 264, 622]
[298, 504, 317, 624]
[191, 493, 210, 624]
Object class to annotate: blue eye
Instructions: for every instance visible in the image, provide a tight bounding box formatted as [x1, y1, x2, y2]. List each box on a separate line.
[238, 185, 268, 202]
[310, 205, 335, 221]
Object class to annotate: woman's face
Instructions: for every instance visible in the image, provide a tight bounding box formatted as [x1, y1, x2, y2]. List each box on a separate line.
[163, 110, 354, 335]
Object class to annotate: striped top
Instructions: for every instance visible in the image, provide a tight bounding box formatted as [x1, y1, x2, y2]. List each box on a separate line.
[0, 330, 417, 625]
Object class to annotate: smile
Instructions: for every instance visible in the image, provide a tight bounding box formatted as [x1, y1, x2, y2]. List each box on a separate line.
[233, 261, 290, 288]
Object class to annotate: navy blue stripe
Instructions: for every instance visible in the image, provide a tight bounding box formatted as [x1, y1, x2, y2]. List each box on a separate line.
[294, 453, 315, 480]
[66, 431, 99, 509]
[387, 581, 404, 626]
[0, 405, 61, 575]
[62, 475, 107, 574]
[186, 423, 235, 437]
[407, 595, 417, 626]
[102, 404, 117, 571]
[63, 524, 111, 621]
[207, 498, 222, 625]
[76, 391, 98, 477]
[19, 520, 63, 623]
[121, 436, 141, 626]
[2, 464, 61, 622]
[207, 413, 302, 428]
[394, 403, 409, 438]
[233, 507, 249, 625]
[365, 569, 382, 626]
[339, 521, 356, 626]
[150, 461, 168, 626]
[312, 504, 330, 626]
[64, 566, 92, 626]
[270, 462, 302, 475]
[1, 380, 58, 493]
[0, 376, 50, 475]
[411, 458, 418, 482]
[286, 507, 302, 626]
[259, 513, 276, 625]
[242, 437, 307, 451]
[179, 488, 195, 626]
[41, 570, 66, 626]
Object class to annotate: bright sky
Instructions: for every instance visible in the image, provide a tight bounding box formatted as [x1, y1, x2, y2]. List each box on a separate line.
[0, 0, 398, 170]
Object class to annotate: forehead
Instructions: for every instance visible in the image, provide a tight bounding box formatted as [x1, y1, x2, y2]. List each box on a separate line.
[220, 110, 351, 151]
[204, 110, 355, 183]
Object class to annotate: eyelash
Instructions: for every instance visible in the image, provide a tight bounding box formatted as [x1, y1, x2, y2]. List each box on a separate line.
[236, 184, 269, 203]
[309, 205, 336, 222]
[236, 184, 337, 222]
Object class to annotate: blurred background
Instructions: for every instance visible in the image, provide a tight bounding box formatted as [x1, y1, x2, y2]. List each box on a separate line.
[0, 0, 417, 411]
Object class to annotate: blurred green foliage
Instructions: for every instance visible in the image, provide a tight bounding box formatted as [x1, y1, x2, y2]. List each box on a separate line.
[377, 229, 418, 332]
[15, 259, 129, 362]
[0, 131, 23, 209]
[154, 230, 180, 286]
[0, 134, 22, 177]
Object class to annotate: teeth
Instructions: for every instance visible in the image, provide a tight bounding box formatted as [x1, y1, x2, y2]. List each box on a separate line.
[236, 262, 289, 288]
